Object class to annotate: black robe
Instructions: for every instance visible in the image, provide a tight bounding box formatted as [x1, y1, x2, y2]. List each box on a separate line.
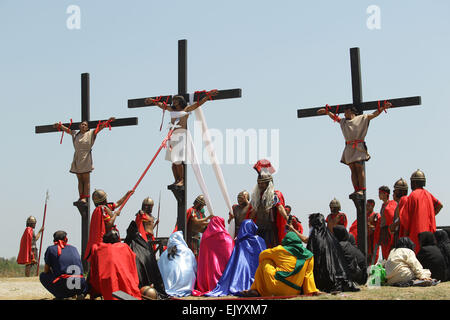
[125, 220, 168, 298]
[435, 230, 450, 281]
[417, 232, 447, 282]
[333, 225, 368, 285]
[306, 213, 359, 292]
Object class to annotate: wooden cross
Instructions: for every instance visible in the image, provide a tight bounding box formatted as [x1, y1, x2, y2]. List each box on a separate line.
[297, 48, 422, 260]
[35, 73, 138, 269]
[128, 39, 242, 242]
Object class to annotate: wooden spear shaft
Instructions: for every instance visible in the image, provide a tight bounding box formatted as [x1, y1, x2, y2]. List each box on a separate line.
[36, 190, 49, 276]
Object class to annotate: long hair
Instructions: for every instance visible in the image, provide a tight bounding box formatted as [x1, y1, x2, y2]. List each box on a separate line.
[250, 181, 275, 211]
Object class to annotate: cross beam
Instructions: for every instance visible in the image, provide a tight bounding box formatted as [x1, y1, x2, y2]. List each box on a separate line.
[35, 73, 138, 269]
[297, 48, 422, 261]
[128, 39, 242, 242]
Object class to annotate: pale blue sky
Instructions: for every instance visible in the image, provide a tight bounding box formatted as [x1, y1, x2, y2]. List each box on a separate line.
[1, 1, 449, 258]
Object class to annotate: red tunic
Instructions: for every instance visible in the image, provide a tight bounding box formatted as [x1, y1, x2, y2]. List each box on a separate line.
[401, 188, 441, 253]
[274, 190, 287, 244]
[89, 242, 141, 300]
[397, 196, 408, 238]
[378, 200, 397, 259]
[84, 203, 117, 260]
[326, 212, 348, 228]
[349, 212, 380, 263]
[17, 227, 35, 265]
[292, 216, 304, 234]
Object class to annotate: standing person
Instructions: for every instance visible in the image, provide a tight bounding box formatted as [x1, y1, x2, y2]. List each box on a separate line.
[390, 178, 409, 247]
[174, 195, 213, 258]
[326, 198, 348, 234]
[39, 231, 88, 299]
[249, 160, 288, 248]
[228, 191, 252, 236]
[375, 186, 397, 260]
[317, 102, 391, 199]
[401, 169, 443, 253]
[349, 199, 380, 264]
[53, 118, 115, 205]
[286, 206, 304, 234]
[17, 216, 44, 277]
[84, 189, 133, 261]
[146, 91, 218, 188]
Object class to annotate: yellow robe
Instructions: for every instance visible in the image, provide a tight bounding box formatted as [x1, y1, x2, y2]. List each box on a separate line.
[251, 245, 318, 296]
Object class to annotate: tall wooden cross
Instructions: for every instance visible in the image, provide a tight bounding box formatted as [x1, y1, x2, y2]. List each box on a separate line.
[35, 73, 138, 269]
[128, 39, 242, 242]
[297, 48, 422, 259]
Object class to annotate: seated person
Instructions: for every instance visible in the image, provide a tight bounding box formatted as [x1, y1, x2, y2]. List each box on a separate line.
[241, 231, 320, 297]
[39, 231, 88, 299]
[333, 225, 368, 285]
[157, 231, 197, 297]
[435, 230, 450, 281]
[416, 232, 447, 282]
[306, 213, 359, 293]
[196, 216, 234, 294]
[88, 230, 141, 300]
[206, 220, 266, 297]
[385, 237, 432, 286]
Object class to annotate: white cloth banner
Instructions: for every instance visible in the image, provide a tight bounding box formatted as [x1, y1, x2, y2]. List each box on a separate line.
[194, 107, 235, 238]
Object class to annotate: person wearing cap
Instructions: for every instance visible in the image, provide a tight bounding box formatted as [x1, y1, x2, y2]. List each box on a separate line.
[146, 91, 218, 188]
[39, 230, 88, 300]
[250, 160, 289, 248]
[317, 101, 392, 200]
[326, 198, 348, 234]
[17, 216, 44, 277]
[175, 195, 213, 257]
[401, 169, 443, 253]
[390, 178, 409, 247]
[84, 188, 133, 261]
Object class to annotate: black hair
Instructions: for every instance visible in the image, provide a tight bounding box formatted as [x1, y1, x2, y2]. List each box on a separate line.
[53, 230, 67, 242]
[103, 230, 120, 244]
[378, 186, 390, 195]
[172, 95, 187, 108]
[395, 237, 415, 251]
[411, 180, 425, 190]
[367, 199, 375, 205]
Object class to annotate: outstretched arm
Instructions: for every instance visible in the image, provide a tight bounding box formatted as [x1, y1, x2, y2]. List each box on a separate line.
[185, 90, 218, 112]
[53, 123, 72, 134]
[316, 108, 341, 122]
[144, 99, 174, 111]
[94, 117, 115, 136]
[368, 101, 392, 120]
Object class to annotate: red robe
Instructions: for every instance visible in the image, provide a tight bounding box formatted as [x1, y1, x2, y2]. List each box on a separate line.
[375, 200, 397, 259]
[326, 212, 348, 228]
[349, 212, 380, 264]
[401, 188, 441, 253]
[397, 196, 408, 238]
[84, 204, 116, 260]
[292, 216, 304, 234]
[89, 242, 141, 300]
[135, 212, 157, 252]
[274, 190, 287, 244]
[17, 227, 35, 265]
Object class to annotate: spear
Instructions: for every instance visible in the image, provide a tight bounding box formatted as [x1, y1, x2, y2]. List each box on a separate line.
[36, 190, 49, 276]
[156, 190, 161, 238]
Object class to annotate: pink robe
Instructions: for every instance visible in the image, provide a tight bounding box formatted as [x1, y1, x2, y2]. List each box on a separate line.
[195, 216, 234, 294]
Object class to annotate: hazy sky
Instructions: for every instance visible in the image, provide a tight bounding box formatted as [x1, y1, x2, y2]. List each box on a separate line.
[1, 1, 449, 258]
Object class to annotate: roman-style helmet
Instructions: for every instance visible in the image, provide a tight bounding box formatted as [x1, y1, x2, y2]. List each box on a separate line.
[394, 178, 409, 191]
[194, 195, 206, 206]
[257, 173, 273, 183]
[141, 197, 154, 212]
[92, 189, 107, 205]
[140, 286, 158, 300]
[410, 169, 426, 185]
[329, 198, 341, 211]
[26, 216, 37, 227]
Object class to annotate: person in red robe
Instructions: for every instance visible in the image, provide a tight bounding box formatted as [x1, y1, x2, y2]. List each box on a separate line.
[374, 186, 397, 260]
[389, 178, 409, 247]
[326, 198, 348, 234]
[17, 216, 44, 277]
[84, 189, 133, 261]
[285, 206, 304, 234]
[349, 199, 380, 264]
[401, 169, 443, 254]
[88, 230, 141, 300]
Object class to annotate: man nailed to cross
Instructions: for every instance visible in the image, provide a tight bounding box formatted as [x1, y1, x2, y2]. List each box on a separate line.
[317, 101, 392, 200]
[145, 90, 218, 188]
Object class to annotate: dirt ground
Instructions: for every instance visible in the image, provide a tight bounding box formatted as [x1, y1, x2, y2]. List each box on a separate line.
[1, 276, 450, 300]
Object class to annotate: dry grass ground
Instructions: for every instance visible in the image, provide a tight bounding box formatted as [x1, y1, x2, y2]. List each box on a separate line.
[1, 276, 449, 300]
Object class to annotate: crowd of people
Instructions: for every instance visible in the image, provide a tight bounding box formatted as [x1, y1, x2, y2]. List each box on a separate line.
[16, 162, 449, 300]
